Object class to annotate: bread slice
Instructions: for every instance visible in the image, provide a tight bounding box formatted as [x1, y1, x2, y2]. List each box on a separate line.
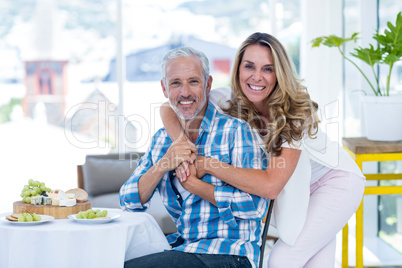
[6, 214, 19, 221]
[66, 188, 88, 203]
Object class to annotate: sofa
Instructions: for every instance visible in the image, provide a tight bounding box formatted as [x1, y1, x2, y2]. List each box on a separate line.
[77, 152, 177, 235]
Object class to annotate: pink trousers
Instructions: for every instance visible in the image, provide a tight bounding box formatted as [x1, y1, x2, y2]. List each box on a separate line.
[268, 170, 365, 268]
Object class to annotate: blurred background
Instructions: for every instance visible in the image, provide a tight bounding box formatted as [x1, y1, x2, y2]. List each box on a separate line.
[0, 0, 304, 209]
[0, 0, 401, 265]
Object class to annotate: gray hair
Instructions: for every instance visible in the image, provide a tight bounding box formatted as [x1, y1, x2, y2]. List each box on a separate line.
[161, 46, 210, 88]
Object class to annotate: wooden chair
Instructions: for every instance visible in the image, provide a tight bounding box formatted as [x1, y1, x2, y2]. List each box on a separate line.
[259, 199, 275, 268]
[77, 164, 84, 189]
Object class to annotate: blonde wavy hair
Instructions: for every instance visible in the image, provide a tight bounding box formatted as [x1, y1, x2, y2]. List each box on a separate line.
[224, 32, 319, 156]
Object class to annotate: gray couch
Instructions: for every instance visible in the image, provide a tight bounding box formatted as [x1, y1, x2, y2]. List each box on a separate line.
[77, 152, 177, 235]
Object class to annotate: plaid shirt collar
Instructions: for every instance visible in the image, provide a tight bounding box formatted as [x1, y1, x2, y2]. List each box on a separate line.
[193, 101, 214, 139]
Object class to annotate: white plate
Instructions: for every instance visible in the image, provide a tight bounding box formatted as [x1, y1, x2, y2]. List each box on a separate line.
[68, 213, 120, 224]
[0, 214, 54, 225]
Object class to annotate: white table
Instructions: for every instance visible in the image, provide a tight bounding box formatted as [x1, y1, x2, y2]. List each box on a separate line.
[0, 209, 170, 268]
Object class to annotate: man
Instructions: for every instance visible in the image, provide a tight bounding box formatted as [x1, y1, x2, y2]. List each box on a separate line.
[120, 46, 268, 268]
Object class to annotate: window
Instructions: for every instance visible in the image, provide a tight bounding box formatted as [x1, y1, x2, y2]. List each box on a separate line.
[377, 0, 402, 255]
[343, 0, 402, 263]
[0, 0, 302, 213]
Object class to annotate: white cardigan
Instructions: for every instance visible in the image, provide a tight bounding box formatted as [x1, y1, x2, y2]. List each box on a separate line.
[209, 87, 365, 246]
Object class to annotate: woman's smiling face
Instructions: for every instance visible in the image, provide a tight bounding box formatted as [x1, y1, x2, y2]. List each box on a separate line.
[239, 44, 277, 113]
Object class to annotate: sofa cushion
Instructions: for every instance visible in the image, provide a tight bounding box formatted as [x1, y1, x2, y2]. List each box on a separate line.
[82, 157, 138, 197]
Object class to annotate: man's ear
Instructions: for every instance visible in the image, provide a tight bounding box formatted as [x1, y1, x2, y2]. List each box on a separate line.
[206, 75, 213, 95]
[161, 80, 169, 98]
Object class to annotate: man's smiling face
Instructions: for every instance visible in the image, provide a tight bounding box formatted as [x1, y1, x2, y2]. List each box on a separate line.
[162, 56, 211, 120]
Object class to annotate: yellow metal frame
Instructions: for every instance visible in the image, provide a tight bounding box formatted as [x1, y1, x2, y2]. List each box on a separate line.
[341, 146, 402, 268]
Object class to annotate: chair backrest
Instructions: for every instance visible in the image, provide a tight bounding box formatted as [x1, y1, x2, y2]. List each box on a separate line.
[77, 152, 144, 196]
[259, 199, 275, 268]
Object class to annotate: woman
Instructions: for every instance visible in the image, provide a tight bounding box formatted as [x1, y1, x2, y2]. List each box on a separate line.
[161, 32, 365, 267]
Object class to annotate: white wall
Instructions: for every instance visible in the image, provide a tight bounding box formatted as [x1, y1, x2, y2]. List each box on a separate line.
[300, 0, 343, 143]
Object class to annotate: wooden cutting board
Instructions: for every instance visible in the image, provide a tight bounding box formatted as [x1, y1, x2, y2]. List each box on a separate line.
[13, 200, 92, 219]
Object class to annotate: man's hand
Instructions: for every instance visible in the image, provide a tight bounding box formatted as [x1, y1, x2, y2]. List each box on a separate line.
[157, 140, 197, 173]
[178, 163, 198, 193]
[175, 154, 194, 182]
[176, 155, 207, 182]
[179, 162, 217, 206]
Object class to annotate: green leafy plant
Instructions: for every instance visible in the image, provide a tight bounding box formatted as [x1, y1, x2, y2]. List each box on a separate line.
[311, 11, 402, 96]
[0, 98, 21, 124]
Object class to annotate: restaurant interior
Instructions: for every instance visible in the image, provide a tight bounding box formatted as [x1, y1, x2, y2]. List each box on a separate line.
[0, 0, 401, 267]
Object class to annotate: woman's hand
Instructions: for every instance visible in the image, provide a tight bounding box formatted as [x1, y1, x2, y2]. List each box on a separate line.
[175, 153, 196, 182]
[194, 155, 207, 178]
[176, 155, 209, 182]
[178, 163, 198, 192]
[179, 162, 217, 206]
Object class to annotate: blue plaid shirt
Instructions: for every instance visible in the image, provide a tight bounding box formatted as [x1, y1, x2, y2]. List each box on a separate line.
[120, 102, 268, 267]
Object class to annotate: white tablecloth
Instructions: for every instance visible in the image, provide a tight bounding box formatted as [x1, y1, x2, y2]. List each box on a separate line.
[0, 209, 170, 268]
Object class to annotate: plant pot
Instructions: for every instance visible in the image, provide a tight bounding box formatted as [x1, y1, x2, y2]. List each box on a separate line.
[361, 95, 402, 141]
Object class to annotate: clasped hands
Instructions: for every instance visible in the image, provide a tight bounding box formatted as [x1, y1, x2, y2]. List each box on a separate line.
[159, 139, 206, 184]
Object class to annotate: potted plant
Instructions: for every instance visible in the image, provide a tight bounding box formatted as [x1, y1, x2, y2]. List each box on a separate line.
[311, 11, 402, 141]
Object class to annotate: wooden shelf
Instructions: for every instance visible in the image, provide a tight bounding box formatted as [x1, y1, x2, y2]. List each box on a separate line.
[342, 137, 402, 154]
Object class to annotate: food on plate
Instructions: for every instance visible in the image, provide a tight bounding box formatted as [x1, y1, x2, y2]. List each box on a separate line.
[66, 188, 88, 203]
[47, 192, 58, 199]
[51, 198, 60, 206]
[13, 182, 92, 219]
[30, 196, 42, 205]
[59, 198, 76, 207]
[42, 196, 52, 205]
[50, 190, 76, 207]
[6, 212, 42, 222]
[17, 180, 90, 210]
[6, 214, 20, 221]
[24, 213, 33, 222]
[20, 179, 52, 204]
[76, 209, 109, 220]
